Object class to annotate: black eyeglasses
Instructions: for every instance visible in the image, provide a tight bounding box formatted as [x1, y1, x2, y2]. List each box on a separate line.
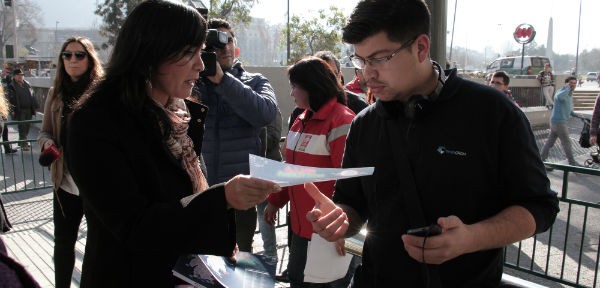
[349, 35, 418, 70]
[61, 51, 87, 61]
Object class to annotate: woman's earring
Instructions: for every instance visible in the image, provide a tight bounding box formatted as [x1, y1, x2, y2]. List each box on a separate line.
[145, 79, 153, 95]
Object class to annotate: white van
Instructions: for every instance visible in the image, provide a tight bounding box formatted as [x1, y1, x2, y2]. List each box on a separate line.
[486, 56, 551, 75]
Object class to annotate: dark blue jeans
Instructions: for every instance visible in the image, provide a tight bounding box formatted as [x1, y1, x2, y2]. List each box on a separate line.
[257, 200, 277, 257]
[53, 188, 83, 288]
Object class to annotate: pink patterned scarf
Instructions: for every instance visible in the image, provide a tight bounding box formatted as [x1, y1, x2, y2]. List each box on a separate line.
[158, 98, 209, 194]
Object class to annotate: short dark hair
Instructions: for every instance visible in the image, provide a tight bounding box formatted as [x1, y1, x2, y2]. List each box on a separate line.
[208, 18, 235, 38]
[492, 71, 510, 85]
[343, 0, 430, 45]
[288, 56, 346, 111]
[314, 51, 340, 73]
[565, 76, 577, 83]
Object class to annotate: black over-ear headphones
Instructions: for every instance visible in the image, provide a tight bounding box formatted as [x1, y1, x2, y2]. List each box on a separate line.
[404, 61, 445, 120]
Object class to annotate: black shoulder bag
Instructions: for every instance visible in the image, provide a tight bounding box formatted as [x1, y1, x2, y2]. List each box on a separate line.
[579, 119, 591, 149]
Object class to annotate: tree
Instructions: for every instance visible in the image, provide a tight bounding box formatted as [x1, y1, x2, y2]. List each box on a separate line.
[206, 0, 257, 28]
[281, 6, 346, 64]
[95, 0, 143, 50]
[0, 0, 42, 61]
[95, 0, 257, 50]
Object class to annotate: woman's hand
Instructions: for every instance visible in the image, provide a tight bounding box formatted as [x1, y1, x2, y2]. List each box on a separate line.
[224, 175, 281, 210]
[591, 135, 597, 146]
[226, 244, 239, 264]
[42, 139, 56, 151]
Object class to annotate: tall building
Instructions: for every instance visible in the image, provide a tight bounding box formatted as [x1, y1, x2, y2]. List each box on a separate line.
[235, 18, 285, 67]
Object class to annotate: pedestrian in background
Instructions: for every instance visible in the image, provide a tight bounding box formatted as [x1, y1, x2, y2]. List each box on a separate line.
[345, 68, 368, 98]
[0, 84, 16, 154]
[315, 50, 368, 114]
[66, 1, 280, 286]
[590, 93, 600, 146]
[0, 86, 9, 144]
[490, 70, 520, 107]
[6, 68, 37, 151]
[38, 36, 104, 288]
[537, 63, 555, 109]
[540, 76, 584, 166]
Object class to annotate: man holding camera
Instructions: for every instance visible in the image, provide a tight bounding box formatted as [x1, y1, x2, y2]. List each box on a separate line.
[192, 18, 277, 253]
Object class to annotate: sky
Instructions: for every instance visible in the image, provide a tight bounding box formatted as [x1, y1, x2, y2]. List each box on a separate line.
[31, 0, 600, 56]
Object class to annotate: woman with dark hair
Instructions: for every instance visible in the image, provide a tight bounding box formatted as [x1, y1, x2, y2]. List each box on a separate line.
[66, 1, 279, 287]
[37, 36, 103, 288]
[264, 56, 355, 287]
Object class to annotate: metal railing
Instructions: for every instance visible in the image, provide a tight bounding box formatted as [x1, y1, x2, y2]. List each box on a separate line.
[2, 120, 600, 287]
[0, 119, 52, 195]
[504, 163, 600, 288]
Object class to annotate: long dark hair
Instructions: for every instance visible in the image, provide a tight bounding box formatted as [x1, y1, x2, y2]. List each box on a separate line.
[84, 0, 206, 112]
[79, 0, 207, 138]
[52, 36, 103, 105]
[288, 56, 346, 112]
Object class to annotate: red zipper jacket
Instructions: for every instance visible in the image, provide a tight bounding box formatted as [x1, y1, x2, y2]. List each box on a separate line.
[267, 98, 355, 239]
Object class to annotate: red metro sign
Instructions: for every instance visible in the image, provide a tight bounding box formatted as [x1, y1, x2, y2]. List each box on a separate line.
[513, 23, 536, 44]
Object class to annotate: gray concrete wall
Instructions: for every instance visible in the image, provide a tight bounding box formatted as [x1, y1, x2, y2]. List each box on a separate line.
[27, 67, 550, 132]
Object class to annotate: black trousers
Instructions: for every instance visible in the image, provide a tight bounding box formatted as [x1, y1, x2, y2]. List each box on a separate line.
[53, 188, 84, 288]
[235, 206, 257, 253]
[2, 123, 12, 151]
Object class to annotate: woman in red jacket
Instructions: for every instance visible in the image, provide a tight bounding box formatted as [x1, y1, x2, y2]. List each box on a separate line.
[264, 56, 355, 287]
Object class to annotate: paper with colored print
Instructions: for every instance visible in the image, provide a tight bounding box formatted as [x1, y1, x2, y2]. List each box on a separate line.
[249, 154, 374, 187]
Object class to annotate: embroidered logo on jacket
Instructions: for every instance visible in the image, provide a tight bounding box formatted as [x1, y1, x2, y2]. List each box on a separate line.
[436, 146, 467, 157]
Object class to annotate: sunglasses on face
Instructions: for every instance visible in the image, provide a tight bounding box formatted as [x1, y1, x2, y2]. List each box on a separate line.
[61, 51, 87, 61]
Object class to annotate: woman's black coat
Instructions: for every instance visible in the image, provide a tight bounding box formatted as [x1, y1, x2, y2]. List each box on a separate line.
[67, 93, 235, 287]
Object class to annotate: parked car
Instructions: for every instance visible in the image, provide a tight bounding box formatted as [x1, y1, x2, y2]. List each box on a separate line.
[586, 72, 598, 82]
[485, 56, 550, 75]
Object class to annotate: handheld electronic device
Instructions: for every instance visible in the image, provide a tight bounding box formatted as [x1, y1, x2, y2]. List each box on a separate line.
[406, 224, 442, 237]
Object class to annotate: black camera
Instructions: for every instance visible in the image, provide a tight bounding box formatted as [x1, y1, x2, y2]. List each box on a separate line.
[200, 29, 228, 77]
[204, 29, 228, 52]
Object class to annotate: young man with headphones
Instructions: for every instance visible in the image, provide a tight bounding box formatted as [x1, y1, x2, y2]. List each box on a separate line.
[305, 0, 559, 287]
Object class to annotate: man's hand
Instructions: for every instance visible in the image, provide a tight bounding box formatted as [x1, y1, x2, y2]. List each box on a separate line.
[401, 215, 471, 265]
[334, 238, 346, 256]
[206, 60, 224, 84]
[304, 182, 349, 242]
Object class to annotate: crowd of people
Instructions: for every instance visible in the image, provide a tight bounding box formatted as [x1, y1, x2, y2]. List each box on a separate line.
[1, 0, 600, 287]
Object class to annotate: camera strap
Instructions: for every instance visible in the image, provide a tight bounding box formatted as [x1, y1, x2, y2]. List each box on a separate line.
[384, 118, 442, 288]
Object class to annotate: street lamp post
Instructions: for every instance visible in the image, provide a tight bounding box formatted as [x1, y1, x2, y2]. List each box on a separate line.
[574, 0, 582, 76]
[286, 0, 290, 65]
[55, 21, 59, 56]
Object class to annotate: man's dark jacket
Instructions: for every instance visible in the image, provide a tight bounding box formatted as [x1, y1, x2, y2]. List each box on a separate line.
[335, 69, 559, 287]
